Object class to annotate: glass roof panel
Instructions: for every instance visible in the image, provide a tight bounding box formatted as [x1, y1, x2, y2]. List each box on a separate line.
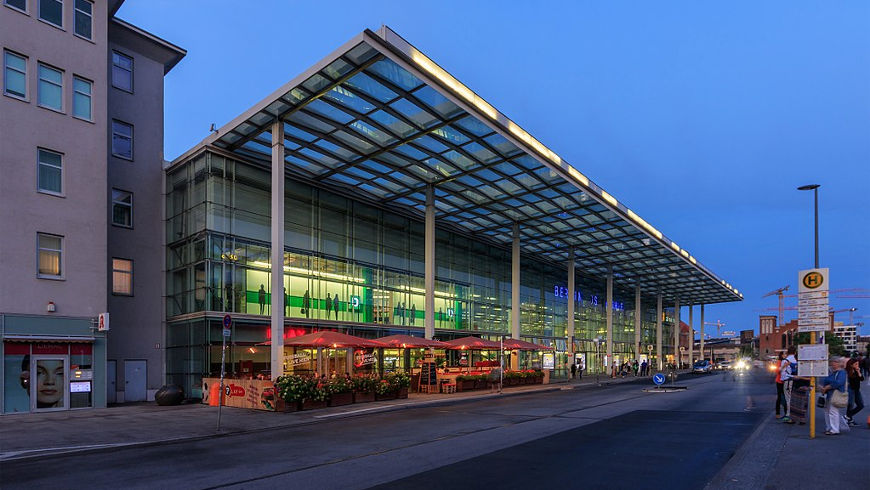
[286, 111, 337, 134]
[241, 140, 270, 156]
[413, 85, 463, 118]
[349, 120, 396, 146]
[283, 87, 309, 104]
[367, 59, 423, 91]
[333, 130, 376, 153]
[430, 126, 470, 145]
[368, 110, 418, 138]
[358, 160, 392, 174]
[454, 116, 493, 137]
[393, 145, 428, 161]
[344, 166, 376, 181]
[302, 73, 332, 94]
[390, 99, 439, 128]
[314, 139, 357, 161]
[298, 147, 341, 168]
[492, 162, 523, 176]
[323, 58, 354, 80]
[305, 99, 354, 124]
[412, 135, 449, 153]
[462, 142, 499, 164]
[494, 179, 522, 195]
[284, 123, 317, 142]
[443, 150, 476, 171]
[345, 42, 378, 65]
[344, 73, 397, 103]
[324, 86, 375, 115]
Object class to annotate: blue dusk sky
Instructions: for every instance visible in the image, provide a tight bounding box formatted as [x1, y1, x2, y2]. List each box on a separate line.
[118, 1, 870, 335]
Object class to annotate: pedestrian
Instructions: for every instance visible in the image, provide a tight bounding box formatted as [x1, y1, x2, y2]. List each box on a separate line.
[819, 357, 848, 435]
[326, 292, 333, 318]
[780, 346, 798, 424]
[774, 352, 787, 420]
[570, 362, 577, 379]
[845, 358, 865, 426]
[632, 359, 639, 377]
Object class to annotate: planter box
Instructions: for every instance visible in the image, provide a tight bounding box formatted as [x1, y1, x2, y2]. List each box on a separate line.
[375, 391, 397, 401]
[458, 380, 476, 392]
[474, 380, 487, 390]
[354, 391, 375, 404]
[535, 377, 543, 384]
[328, 392, 353, 407]
[276, 399, 299, 412]
[397, 387, 408, 399]
[301, 399, 327, 411]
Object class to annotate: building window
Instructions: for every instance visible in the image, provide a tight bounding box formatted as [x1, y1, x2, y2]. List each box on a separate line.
[72, 76, 91, 120]
[3, 50, 26, 99]
[37, 148, 63, 194]
[73, 0, 91, 39]
[39, 0, 63, 28]
[112, 189, 133, 227]
[38, 63, 63, 111]
[112, 258, 133, 295]
[5, 0, 28, 13]
[111, 120, 133, 159]
[111, 51, 133, 92]
[37, 233, 63, 278]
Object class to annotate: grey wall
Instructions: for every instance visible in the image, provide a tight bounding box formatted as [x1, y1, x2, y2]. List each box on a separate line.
[0, 1, 108, 319]
[106, 25, 168, 400]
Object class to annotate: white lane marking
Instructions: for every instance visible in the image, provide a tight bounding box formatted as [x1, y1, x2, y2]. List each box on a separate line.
[313, 404, 397, 418]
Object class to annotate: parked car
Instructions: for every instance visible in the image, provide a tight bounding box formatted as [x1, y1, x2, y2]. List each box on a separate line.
[692, 360, 713, 374]
[716, 360, 732, 370]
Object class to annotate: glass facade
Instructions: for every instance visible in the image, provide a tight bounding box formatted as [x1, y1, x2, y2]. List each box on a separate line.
[165, 151, 661, 390]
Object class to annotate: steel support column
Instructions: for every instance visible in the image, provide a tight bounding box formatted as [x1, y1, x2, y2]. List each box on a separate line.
[700, 304, 705, 361]
[634, 284, 641, 361]
[656, 293, 663, 371]
[606, 266, 613, 371]
[567, 248, 575, 354]
[270, 120, 284, 379]
[674, 298, 681, 369]
[688, 303, 694, 367]
[511, 223, 520, 369]
[424, 185, 435, 340]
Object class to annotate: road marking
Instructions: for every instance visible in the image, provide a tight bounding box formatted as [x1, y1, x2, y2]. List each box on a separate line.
[313, 404, 397, 418]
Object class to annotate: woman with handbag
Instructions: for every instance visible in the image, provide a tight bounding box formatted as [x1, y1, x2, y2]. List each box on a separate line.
[819, 357, 848, 435]
[845, 358, 865, 426]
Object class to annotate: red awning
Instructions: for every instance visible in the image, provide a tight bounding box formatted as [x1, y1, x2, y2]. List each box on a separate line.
[443, 336, 502, 350]
[279, 331, 386, 349]
[501, 338, 554, 351]
[3, 336, 95, 343]
[376, 334, 450, 349]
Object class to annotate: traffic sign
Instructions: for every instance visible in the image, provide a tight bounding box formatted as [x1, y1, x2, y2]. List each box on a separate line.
[647, 344, 653, 352]
[652, 373, 665, 386]
[222, 314, 232, 337]
[798, 268, 828, 293]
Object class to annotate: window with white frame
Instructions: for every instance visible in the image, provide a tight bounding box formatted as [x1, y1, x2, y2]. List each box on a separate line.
[72, 76, 91, 120]
[112, 258, 133, 295]
[112, 189, 133, 227]
[39, 0, 63, 28]
[37, 148, 63, 194]
[4, 50, 26, 99]
[74, 0, 92, 39]
[111, 51, 133, 92]
[38, 63, 63, 111]
[111, 120, 133, 159]
[5, 0, 28, 13]
[37, 233, 63, 278]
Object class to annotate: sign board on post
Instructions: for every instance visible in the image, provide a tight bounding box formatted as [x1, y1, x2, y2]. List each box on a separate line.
[797, 268, 829, 333]
[222, 314, 232, 337]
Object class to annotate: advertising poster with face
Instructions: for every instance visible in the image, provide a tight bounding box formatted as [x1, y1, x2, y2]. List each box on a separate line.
[3, 343, 30, 413]
[35, 359, 66, 409]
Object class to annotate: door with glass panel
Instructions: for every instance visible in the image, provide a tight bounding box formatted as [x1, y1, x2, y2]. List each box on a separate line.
[30, 355, 69, 412]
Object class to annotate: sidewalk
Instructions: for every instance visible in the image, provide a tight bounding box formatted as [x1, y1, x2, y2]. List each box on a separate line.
[0, 373, 652, 462]
[707, 404, 870, 489]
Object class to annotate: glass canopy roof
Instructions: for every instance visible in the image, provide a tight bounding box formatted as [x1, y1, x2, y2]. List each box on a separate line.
[172, 26, 742, 305]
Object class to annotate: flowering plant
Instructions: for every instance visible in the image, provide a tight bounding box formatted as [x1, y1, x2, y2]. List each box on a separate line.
[375, 378, 395, 395]
[351, 375, 379, 393]
[384, 372, 411, 390]
[275, 375, 310, 404]
[328, 377, 352, 394]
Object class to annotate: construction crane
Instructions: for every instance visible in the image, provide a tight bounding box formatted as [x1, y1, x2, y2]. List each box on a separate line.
[762, 286, 790, 327]
[829, 307, 858, 325]
[703, 320, 726, 337]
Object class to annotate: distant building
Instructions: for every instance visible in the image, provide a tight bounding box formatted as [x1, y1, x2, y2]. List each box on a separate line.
[758, 314, 833, 358]
[832, 323, 858, 354]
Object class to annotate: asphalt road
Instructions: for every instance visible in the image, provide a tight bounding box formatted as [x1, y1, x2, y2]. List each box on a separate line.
[2, 370, 773, 490]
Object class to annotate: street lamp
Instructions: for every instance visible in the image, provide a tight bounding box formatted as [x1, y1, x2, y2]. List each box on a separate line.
[797, 184, 820, 268]
[797, 183, 820, 439]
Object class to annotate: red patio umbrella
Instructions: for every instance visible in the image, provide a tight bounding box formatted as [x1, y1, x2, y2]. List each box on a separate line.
[443, 336, 502, 350]
[501, 338, 555, 351]
[281, 331, 387, 348]
[377, 334, 450, 349]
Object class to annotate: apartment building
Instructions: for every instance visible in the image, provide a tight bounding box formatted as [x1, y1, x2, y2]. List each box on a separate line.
[0, 0, 183, 414]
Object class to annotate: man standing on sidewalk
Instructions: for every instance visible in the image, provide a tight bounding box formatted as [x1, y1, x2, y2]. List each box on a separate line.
[780, 346, 798, 424]
[570, 362, 577, 379]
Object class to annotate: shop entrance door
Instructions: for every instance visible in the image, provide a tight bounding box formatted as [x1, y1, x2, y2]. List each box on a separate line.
[30, 355, 69, 412]
[107, 360, 117, 404]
